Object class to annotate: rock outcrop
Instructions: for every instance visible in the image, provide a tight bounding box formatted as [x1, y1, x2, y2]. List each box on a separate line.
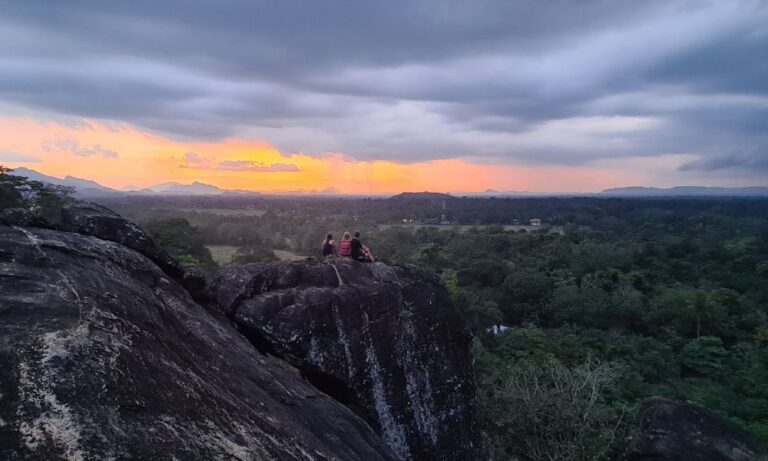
[619, 397, 766, 461]
[0, 224, 396, 460]
[0, 208, 52, 229]
[214, 260, 481, 461]
[1, 203, 483, 460]
[58, 202, 185, 281]
[0, 201, 183, 281]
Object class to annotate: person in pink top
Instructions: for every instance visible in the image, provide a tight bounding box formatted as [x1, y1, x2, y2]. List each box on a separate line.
[338, 231, 352, 257]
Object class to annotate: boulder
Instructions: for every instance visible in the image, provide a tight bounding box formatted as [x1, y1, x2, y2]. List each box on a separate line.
[0, 225, 396, 460]
[57, 201, 183, 281]
[619, 397, 766, 461]
[0, 208, 53, 229]
[214, 259, 481, 461]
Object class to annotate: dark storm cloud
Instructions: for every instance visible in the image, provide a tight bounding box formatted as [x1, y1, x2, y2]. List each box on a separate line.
[679, 145, 768, 172]
[0, 0, 767, 174]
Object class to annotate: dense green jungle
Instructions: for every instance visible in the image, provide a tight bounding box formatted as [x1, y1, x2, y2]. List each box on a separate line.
[3, 174, 767, 459]
[100, 192, 768, 458]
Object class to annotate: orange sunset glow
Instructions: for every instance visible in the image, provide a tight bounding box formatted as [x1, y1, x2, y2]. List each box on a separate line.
[2, 1, 765, 192]
[0, 115, 644, 194]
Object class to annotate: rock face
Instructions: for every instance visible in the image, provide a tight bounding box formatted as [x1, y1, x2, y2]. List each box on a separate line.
[0, 224, 397, 460]
[58, 202, 184, 281]
[214, 260, 481, 461]
[0, 201, 183, 282]
[0, 208, 52, 229]
[620, 397, 766, 461]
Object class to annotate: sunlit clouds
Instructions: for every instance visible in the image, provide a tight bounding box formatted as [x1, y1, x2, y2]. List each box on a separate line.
[0, 1, 766, 190]
[0, 115, 644, 193]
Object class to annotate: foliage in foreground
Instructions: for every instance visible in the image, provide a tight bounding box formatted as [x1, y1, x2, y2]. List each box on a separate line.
[0, 166, 74, 220]
[481, 353, 624, 461]
[143, 218, 218, 270]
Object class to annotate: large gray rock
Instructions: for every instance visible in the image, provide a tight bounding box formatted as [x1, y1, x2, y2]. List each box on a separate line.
[620, 397, 767, 461]
[214, 259, 481, 461]
[0, 208, 53, 229]
[0, 225, 396, 460]
[57, 201, 184, 281]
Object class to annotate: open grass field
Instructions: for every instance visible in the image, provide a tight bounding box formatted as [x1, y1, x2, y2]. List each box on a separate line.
[205, 245, 239, 265]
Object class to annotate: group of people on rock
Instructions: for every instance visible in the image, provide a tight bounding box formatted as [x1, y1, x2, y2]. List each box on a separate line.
[322, 231, 375, 262]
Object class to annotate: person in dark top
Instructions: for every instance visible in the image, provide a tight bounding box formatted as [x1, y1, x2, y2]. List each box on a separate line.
[350, 231, 375, 262]
[350, 233, 362, 260]
[322, 233, 335, 257]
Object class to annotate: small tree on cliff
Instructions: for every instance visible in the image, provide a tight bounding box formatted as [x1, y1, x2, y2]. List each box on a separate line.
[0, 166, 74, 218]
[0, 166, 23, 209]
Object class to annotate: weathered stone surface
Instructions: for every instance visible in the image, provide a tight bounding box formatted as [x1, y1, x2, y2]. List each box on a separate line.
[0, 208, 53, 229]
[0, 225, 396, 460]
[182, 265, 215, 307]
[57, 201, 184, 281]
[619, 397, 767, 461]
[214, 259, 482, 461]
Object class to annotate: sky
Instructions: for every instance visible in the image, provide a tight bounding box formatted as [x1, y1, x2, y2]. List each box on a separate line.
[0, 0, 766, 193]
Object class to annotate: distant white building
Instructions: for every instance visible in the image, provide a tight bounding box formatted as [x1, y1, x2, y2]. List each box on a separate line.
[530, 218, 542, 226]
[486, 325, 510, 335]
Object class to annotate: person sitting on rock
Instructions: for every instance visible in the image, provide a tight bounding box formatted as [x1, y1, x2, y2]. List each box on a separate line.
[351, 231, 375, 262]
[338, 231, 353, 257]
[322, 233, 335, 257]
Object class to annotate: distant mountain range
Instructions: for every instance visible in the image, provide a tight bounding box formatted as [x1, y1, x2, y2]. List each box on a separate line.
[6, 167, 355, 197]
[7, 168, 768, 198]
[599, 186, 768, 197]
[144, 181, 226, 195]
[9, 167, 252, 197]
[456, 186, 768, 198]
[462, 188, 537, 196]
[11, 167, 119, 197]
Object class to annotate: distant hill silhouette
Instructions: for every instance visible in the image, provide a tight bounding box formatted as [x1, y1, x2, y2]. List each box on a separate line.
[10, 167, 119, 197]
[600, 186, 768, 197]
[5, 168, 261, 196]
[389, 192, 455, 201]
[148, 181, 225, 195]
[8, 168, 768, 198]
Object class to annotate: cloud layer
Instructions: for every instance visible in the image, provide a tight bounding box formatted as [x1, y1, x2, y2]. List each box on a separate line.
[0, 150, 40, 163]
[0, 0, 766, 181]
[44, 138, 119, 158]
[179, 152, 300, 172]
